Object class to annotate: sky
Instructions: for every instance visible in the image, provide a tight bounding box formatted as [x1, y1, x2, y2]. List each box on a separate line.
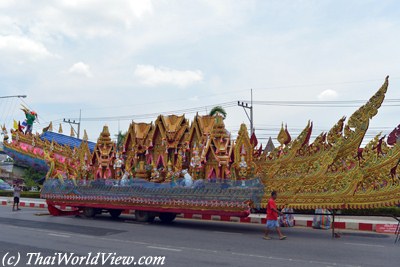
[0, 0, 400, 145]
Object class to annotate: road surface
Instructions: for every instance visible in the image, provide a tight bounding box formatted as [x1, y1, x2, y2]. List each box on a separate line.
[0, 206, 398, 267]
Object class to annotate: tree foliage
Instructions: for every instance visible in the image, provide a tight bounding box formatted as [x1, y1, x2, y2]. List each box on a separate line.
[22, 167, 46, 187]
[115, 131, 127, 151]
[209, 106, 227, 119]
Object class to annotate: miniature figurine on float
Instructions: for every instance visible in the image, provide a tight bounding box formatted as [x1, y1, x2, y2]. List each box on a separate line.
[1, 124, 8, 141]
[113, 153, 124, 179]
[20, 105, 38, 134]
[189, 144, 203, 179]
[238, 147, 248, 186]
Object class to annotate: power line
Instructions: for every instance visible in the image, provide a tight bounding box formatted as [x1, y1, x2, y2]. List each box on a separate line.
[238, 98, 400, 108]
[0, 98, 10, 123]
[238, 89, 254, 135]
[252, 77, 400, 91]
[39, 78, 400, 121]
[64, 102, 238, 122]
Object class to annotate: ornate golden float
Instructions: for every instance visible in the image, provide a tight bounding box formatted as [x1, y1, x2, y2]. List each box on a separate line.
[3, 76, 400, 210]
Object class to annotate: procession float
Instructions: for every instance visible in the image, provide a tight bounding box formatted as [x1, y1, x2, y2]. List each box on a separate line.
[2, 76, 400, 222]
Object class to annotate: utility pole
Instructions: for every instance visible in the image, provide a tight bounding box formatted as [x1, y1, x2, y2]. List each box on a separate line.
[63, 109, 81, 138]
[78, 109, 81, 139]
[237, 89, 254, 136]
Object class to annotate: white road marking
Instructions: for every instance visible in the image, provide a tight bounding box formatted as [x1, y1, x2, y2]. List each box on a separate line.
[345, 242, 385, 248]
[0, 223, 367, 266]
[213, 231, 242, 235]
[231, 252, 360, 267]
[147, 246, 182, 252]
[48, 233, 71, 238]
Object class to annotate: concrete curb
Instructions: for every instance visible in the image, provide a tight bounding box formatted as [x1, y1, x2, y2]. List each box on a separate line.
[0, 198, 69, 210]
[1, 198, 397, 233]
[175, 214, 397, 233]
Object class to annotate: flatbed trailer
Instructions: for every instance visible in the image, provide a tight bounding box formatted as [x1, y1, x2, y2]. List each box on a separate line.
[45, 199, 252, 223]
[42, 178, 264, 223]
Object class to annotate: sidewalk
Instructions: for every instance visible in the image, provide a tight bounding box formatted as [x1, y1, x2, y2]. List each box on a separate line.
[0, 196, 46, 208]
[1, 197, 398, 233]
[246, 213, 398, 233]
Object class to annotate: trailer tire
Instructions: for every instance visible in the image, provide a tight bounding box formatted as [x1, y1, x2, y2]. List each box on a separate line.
[109, 209, 122, 219]
[159, 213, 176, 223]
[95, 208, 103, 215]
[135, 210, 155, 223]
[83, 207, 96, 218]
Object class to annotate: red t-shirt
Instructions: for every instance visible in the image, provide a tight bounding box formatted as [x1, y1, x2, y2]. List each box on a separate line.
[266, 198, 278, 220]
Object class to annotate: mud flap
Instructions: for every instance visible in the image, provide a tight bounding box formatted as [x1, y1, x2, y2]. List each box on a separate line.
[47, 204, 80, 216]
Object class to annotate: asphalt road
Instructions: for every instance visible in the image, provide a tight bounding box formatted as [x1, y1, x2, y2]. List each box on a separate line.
[0, 206, 399, 267]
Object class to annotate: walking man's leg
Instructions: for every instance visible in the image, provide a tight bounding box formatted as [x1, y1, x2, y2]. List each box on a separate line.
[276, 224, 287, 240]
[263, 221, 272, 239]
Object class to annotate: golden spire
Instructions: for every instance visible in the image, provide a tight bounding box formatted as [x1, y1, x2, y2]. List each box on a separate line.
[70, 126, 75, 137]
[48, 122, 53, 131]
[97, 125, 112, 144]
[277, 123, 288, 146]
[58, 123, 63, 134]
[83, 130, 88, 141]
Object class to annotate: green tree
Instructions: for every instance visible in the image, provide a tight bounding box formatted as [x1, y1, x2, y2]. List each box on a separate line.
[209, 106, 227, 119]
[115, 131, 127, 151]
[22, 167, 46, 188]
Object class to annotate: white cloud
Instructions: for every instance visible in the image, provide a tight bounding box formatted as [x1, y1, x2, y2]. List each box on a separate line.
[68, 62, 92, 77]
[0, 35, 52, 60]
[318, 89, 338, 100]
[134, 65, 203, 88]
[1, 1, 399, 145]
[44, 0, 153, 37]
[0, 0, 13, 9]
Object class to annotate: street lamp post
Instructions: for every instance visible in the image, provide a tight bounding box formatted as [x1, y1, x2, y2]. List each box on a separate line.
[0, 95, 27, 99]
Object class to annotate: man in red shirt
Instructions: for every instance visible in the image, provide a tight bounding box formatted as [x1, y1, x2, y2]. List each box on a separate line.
[264, 191, 287, 240]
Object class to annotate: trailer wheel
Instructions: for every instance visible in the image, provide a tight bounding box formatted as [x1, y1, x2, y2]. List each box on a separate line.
[109, 209, 122, 219]
[159, 213, 177, 223]
[135, 210, 155, 223]
[95, 208, 103, 215]
[83, 207, 96, 218]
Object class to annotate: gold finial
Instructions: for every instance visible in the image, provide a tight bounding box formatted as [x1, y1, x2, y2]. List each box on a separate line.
[58, 123, 63, 134]
[48, 122, 53, 131]
[70, 126, 75, 137]
[83, 130, 88, 141]
[277, 123, 287, 146]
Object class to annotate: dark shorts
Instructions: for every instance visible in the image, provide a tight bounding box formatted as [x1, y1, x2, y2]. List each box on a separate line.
[14, 197, 20, 204]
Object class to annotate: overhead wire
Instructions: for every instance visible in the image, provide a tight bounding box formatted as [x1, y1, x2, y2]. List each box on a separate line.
[15, 77, 400, 142]
[7, 98, 19, 126]
[252, 76, 400, 91]
[65, 101, 238, 122]
[4, 98, 16, 127]
[239, 99, 400, 108]
[0, 98, 10, 124]
[55, 98, 400, 123]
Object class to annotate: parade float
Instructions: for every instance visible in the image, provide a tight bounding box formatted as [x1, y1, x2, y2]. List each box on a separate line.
[2, 76, 400, 222]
